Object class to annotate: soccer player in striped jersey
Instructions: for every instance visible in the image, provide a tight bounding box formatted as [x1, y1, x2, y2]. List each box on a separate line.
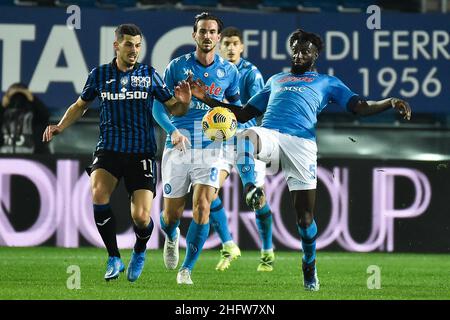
[42, 24, 191, 282]
[152, 12, 241, 285]
[189, 29, 411, 291]
[215, 27, 275, 272]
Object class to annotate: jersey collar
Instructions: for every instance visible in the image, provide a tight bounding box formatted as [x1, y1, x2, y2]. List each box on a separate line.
[110, 57, 140, 72]
[193, 52, 218, 68]
[236, 58, 245, 70]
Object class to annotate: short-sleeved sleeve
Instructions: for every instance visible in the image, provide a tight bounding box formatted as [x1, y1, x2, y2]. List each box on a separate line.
[328, 76, 358, 110]
[247, 76, 272, 113]
[80, 68, 98, 102]
[152, 69, 172, 103]
[247, 68, 264, 98]
[225, 65, 241, 104]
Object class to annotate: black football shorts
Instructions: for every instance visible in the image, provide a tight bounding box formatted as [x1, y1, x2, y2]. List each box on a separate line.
[86, 149, 157, 196]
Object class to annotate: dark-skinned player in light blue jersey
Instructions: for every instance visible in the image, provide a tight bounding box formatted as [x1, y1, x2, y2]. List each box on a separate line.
[43, 24, 191, 283]
[214, 26, 275, 272]
[152, 12, 241, 285]
[189, 29, 411, 291]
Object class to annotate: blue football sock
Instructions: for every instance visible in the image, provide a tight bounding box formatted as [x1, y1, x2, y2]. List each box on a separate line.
[236, 137, 256, 188]
[297, 220, 317, 264]
[181, 221, 210, 271]
[209, 197, 233, 243]
[255, 203, 273, 251]
[159, 211, 180, 241]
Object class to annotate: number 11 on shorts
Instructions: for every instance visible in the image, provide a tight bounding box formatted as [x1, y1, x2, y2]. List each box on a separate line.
[141, 159, 153, 178]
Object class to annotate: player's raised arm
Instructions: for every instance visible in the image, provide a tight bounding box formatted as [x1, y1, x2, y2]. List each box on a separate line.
[328, 75, 411, 121]
[348, 97, 411, 120]
[163, 79, 191, 116]
[189, 77, 261, 123]
[42, 97, 90, 142]
[153, 100, 191, 153]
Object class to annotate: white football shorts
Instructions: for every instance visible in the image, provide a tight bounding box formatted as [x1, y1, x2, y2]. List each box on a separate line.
[219, 142, 267, 188]
[161, 147, 222, 198]
[243, 126, 318, 191]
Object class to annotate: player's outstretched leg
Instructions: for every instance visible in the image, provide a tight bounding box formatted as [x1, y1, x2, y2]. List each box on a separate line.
[127, 219, 154, 282]
[177, 220, 210, 285]
[160, 211, 180, 270]
[236, 136, 265, 210]
[210, 196, 241, 271]
[255, 202, 275, 272]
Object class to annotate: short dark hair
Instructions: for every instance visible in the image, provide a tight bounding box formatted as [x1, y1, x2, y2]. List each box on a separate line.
[221, 27, 243, 42]
[193, 12, 224, 34]
[115, 24, 142, 42]
[8, 82, 28, 90]
[289, 29, 324, 54]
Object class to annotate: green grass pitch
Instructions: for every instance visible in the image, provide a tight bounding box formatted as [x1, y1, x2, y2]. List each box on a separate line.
[1, 247, 449, 300]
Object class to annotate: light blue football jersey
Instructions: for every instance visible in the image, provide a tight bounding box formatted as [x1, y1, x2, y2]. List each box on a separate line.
[236, 58, 264, 129]
[156, 52, 241, 149]
[248, 71, 358, 141]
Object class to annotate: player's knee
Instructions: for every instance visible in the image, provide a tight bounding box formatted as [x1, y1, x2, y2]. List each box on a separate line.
[164, 208, 182, 224]
[218, 170, 229, 187]
[193, 198, 211, 222]
[91, 186, 111, 204]
[132, 207, 150, 227]
[297, 212, 314, 228]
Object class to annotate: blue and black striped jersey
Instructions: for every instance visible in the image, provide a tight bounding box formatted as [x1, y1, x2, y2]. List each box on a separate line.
[81, 58, 172, 155]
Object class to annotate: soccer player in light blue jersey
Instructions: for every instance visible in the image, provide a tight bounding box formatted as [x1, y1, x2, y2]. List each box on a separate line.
[189, 29, 411, 291]
[152, 13, 241, 284]
[213, 27, 275, 272]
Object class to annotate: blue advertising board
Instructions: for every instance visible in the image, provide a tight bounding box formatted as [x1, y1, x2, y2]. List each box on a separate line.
[0, 6, 448, 114]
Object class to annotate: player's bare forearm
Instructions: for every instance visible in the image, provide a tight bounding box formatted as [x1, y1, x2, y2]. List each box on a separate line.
[170, 101, 189, 116]
[200, 95, 258, 123]
[189, 77, 260, 122]
[351, 97, 411, 120]
[57, 98, 89, 131]
[43, 98, 89, 142]
[189, 77, 257, 122]
[352, 98, 391, 116]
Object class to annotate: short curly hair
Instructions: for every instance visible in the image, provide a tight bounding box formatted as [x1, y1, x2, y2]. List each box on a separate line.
[289, 29, 324, 53]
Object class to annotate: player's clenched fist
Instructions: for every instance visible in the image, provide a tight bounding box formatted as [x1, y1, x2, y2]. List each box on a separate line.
[42, 125, 63, 142]
[391, 98, 412, 121]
